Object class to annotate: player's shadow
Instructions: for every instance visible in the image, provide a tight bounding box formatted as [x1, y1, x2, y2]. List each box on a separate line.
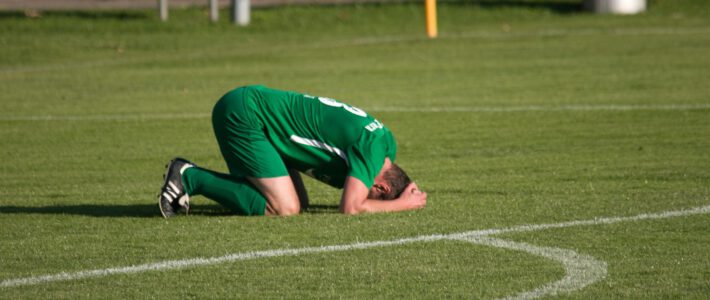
[0, 204, 237, 218]
[0, 204, 166, 218]
[0, 203, 341, 217]
[302, 204, 340, 214]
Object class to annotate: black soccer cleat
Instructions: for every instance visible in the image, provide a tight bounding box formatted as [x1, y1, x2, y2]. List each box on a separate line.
[158, 157, 194, 218]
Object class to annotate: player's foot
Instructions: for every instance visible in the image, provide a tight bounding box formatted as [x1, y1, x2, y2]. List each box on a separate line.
[158, 157, 194, 218]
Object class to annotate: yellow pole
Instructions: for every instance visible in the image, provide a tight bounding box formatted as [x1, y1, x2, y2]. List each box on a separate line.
[425, 0, 438, 38]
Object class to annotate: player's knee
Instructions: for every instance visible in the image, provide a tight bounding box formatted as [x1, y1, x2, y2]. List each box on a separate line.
[274, 201, 300, 216]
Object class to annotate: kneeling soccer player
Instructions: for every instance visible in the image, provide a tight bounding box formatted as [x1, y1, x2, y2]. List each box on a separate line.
[158, 85, 427, 217]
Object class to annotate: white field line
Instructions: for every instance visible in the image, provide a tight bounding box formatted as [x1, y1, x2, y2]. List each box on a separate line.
[0, 234, 446, 289]
[456, 236, 607, 300]
[447, 204, 710, 239]
[2, 26, 710, 74]
[2, 103, 709, 122]
[2, 204, 709, 296]
[369, 103, 710, 113]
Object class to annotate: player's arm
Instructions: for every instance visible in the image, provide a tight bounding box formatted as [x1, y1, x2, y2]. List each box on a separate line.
[339, 176, 426, 215]
[288, 169, 310, 210]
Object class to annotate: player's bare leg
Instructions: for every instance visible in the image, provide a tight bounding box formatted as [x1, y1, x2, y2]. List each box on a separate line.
[247, 176, 301, 216]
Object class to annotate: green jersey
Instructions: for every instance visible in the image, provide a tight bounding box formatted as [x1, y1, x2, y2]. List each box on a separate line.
[244, 85, 397, 189]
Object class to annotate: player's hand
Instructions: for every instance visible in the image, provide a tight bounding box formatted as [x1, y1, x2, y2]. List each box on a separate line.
[400, 182, 427, 210]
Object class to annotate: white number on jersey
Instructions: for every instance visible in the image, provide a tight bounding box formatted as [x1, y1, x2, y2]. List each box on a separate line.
[317, 97, 367, 118]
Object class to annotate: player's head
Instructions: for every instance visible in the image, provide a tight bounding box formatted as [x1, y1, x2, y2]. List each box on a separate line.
[369, 163, 411, 200]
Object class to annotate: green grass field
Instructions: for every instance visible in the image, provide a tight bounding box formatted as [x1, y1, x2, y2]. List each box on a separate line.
[2, 0, 710, 298]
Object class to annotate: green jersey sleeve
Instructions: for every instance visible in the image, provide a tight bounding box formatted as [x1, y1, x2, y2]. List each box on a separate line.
[346, 127, 397, 189]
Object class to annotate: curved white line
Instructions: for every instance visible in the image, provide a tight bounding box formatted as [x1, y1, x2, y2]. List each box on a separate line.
[454, 236, 607, 300]
[2, 204, 708, 294]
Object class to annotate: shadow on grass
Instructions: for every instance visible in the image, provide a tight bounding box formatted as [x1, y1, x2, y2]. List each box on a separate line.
[0, 10, 150, 20]
[0, 204, 227, 218]
[447, 0, 583, 14]
[302, 204, 340, 214]
[0, 203, 341, 217]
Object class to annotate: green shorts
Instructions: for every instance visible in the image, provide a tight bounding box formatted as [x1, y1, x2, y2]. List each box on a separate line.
[211, 87, 289, 178]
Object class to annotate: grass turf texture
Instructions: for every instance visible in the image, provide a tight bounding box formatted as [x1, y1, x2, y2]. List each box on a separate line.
[1, 0, 710, 298]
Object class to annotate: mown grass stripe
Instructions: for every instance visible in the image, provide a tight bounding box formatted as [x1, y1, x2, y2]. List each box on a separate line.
[2, 26, 709, 74]
[1, 103, 709, 122]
